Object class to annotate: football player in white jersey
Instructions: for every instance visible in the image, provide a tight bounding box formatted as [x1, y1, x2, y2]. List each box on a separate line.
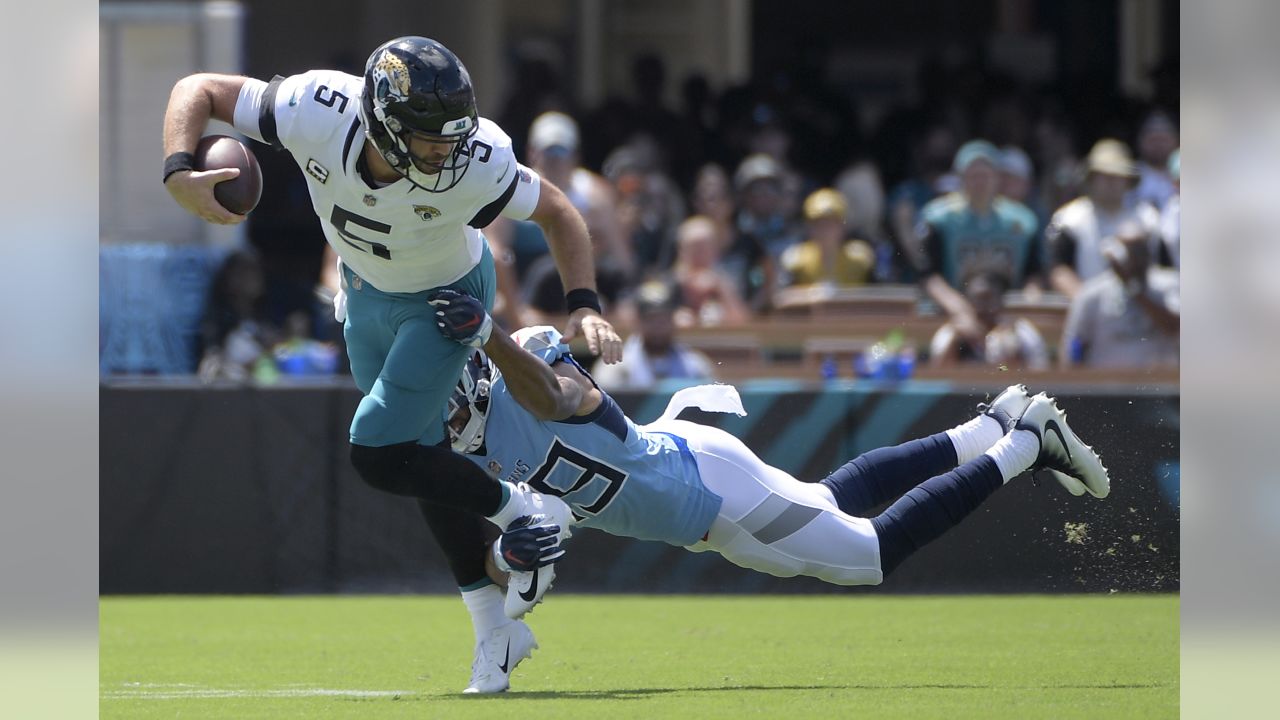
[162, 37, 619, 693]
[430, 289, 1112, 678]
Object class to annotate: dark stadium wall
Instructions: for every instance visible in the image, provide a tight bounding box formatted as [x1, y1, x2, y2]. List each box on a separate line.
[100, 382, 1179, 595]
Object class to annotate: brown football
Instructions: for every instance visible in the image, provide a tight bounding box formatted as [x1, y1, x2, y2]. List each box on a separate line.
[194, 135, 263, 215]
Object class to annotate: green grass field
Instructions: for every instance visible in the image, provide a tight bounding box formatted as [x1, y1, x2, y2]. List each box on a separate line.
[100, 594, 1178, 719]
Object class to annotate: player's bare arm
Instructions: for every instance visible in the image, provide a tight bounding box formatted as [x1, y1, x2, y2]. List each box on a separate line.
[481, 330, 592, 421]
[429, 286, 604, 421]
[162, 73, 249, 225]
[527, 178, 624, 364]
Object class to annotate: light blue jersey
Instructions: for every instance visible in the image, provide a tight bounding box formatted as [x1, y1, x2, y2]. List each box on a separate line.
[463, 356, 722, 547]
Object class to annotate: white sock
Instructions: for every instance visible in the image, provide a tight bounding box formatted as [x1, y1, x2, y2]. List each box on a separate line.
[486, 481, 529, 529]
[461, 584, 508, 643]
[946, 415, 1005, 465]
[983, 429, 1040, 483]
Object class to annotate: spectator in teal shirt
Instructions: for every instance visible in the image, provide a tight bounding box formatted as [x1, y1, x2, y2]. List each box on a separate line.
[913, 140, 1042, 350]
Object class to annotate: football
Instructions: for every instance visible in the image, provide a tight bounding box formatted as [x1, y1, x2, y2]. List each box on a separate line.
[194, 134, 263, 215]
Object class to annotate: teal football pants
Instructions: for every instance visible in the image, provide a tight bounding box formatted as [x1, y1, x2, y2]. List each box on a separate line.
[343, 243, 497, 447]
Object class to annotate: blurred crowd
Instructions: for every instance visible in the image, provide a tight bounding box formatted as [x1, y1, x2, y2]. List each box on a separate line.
[206, 53, 1180, 387]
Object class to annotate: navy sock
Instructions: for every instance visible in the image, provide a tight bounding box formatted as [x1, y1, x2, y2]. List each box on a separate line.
[870, 455, 1005, 577]
[819, 432, 958, 516]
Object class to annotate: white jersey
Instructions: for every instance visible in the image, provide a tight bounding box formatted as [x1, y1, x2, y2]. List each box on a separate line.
[232, 70, 541, 293]
[1045, 197, 1161, 283]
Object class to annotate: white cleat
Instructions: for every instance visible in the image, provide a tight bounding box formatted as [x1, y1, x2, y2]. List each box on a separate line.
[979, 384, 1034, 431]
[463, 620, 537, 694]
[983, 386, 1085, 495]
[501, 487, 575, 619]
[505, 562, 556, 621]
[1013, 393, 1110, 498]
[1044, 468, 1089, 496]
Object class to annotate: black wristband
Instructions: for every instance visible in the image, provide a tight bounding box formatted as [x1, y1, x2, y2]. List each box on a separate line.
[163, 152, 196, 183]
[565, 287, 602, 314]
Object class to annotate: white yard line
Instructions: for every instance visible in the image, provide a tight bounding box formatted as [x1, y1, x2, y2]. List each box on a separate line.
[104, 684, 417, 700]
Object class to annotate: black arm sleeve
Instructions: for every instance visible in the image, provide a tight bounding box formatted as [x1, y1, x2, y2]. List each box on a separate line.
[258, 75, 286, 149]
[1045, 222, 1078, 268]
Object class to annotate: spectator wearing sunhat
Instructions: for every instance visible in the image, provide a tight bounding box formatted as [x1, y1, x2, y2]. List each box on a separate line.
[913, 140, 1041, 351]
[1045, 139, 1163, 299]
[781, 188, 876, 288]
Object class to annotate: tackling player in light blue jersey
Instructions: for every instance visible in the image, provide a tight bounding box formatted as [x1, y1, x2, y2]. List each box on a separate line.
[430, 288, 1113, 685]
[455, 326, 723, 548]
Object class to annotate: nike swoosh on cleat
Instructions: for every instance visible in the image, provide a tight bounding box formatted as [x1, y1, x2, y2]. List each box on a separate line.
[1044, 420, 1072, 462]
[497, 640, 511, 674]
[518, 567, 539, 603]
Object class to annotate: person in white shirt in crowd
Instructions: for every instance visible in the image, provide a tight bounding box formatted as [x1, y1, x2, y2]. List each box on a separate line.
[1045, 139, 1163, 299]
[1060, 220, 1179, 369]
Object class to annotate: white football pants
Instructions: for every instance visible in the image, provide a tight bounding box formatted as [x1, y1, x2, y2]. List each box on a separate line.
[652, 419, 883, 586]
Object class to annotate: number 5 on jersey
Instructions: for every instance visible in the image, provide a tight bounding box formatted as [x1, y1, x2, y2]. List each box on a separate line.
[330, 205, 392, 260]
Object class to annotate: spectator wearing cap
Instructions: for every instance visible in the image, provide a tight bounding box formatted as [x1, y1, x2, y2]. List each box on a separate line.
[1133, 111, 1179, 210]
[1160, 149, 1180, 269]
[727, 153, 801, 312]
[524, 111, 634, 281]
[914, 140, 1041, 351]
[669, 215, 750, 327]
[1061, 220, 1179, 369]
[590, 280, 716, 391]
[998, 145, 1048, 235]
[1045, 139, 1163, 299]
[781, 188, 875, 288]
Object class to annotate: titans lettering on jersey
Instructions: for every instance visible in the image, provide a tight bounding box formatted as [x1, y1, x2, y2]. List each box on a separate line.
[231, 70, 541, 293]
[467, 371, 722, 547]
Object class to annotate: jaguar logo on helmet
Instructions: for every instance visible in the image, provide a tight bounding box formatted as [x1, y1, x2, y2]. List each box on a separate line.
[373, 52, 411, 101]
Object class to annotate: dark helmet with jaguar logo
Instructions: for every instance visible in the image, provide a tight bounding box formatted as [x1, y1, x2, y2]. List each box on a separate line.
[359, 36, 479, 192]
